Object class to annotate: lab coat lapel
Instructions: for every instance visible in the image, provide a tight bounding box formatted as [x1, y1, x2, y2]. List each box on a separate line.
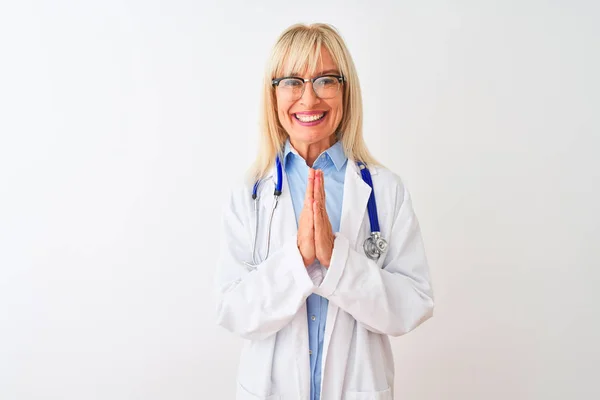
[339, 160, 373, 247]
[259, 165, 312, 397]
[320, 159, 372, 390]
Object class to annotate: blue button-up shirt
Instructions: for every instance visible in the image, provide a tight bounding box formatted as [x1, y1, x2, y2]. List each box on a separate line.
[283, 138, 347, 400]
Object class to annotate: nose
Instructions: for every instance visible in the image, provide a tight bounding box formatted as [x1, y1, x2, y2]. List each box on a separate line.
[299, 81, 320, 107]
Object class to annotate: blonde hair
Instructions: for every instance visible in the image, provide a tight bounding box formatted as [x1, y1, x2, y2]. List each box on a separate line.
[248, 22, 379, 182]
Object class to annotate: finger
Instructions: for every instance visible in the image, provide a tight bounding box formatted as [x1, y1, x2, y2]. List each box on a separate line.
[304, 168, 315, 207]
[315, 169, 325, 204]
[314, 170, 322, 205]
[316, 170, 326, 214]
[319, 170, 325, 205]
[308, 198, 315, 240]
[313, 200, 321, 243]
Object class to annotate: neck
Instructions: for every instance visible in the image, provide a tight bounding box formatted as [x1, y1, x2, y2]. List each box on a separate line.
[290, 135, 336, 167]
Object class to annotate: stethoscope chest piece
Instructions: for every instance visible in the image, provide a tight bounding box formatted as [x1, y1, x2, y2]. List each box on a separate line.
[363, 232, 388, 261]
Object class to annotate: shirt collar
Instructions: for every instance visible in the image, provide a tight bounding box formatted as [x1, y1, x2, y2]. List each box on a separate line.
[283, 138, 347, 171]
[283, 139, 297, 163]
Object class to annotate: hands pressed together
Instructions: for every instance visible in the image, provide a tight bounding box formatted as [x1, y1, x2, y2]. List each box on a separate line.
[297, 168, 335, 268]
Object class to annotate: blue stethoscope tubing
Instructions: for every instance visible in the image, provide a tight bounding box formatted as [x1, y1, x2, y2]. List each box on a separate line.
[356, 161, 389, 261]
[248, 156, 387, 266]
[250, 157, 283, 266]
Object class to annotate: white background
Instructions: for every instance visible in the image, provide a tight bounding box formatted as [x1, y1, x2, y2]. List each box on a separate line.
[1, 1, 599, 399]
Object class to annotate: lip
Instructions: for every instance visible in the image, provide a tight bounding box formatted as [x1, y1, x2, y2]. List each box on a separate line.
[293, 111, 327, 127]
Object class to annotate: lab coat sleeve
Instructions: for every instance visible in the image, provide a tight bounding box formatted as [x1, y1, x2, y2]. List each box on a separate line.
[313, 180, 434, 337]
[214, 187, 315, 341]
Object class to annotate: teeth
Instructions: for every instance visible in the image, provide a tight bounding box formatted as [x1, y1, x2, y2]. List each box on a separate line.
[296, 113, 324, 122]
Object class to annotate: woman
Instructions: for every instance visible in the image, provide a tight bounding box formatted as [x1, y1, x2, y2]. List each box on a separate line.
[215, 23, 434, 400]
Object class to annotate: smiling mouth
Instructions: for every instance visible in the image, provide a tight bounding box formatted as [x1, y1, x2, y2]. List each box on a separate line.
[294, 112, 326, 122]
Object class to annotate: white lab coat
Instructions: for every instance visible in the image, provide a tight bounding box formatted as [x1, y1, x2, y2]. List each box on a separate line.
[215, 160, 434, 400]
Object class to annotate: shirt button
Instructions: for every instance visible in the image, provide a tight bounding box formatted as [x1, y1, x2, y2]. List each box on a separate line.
[309, 350, 312, 355]
[311, 315, 316, 321]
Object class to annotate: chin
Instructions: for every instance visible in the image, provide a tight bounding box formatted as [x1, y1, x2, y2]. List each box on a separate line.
[291, 129, 335, 144]
[299, 128, 328, 138]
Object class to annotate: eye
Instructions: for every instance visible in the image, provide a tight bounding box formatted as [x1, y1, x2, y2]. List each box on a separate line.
[315, 76, 337, 88]
[280, 78, 303, 88]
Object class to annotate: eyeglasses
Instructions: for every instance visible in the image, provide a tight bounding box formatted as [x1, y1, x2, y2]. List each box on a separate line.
[271, 75, 345, 101]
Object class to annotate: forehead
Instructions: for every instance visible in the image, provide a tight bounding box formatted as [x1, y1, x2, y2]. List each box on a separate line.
[280, 46, 339, 77]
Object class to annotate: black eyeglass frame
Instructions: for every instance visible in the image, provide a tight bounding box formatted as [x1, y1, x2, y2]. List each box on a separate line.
[271, 74, 346, 88]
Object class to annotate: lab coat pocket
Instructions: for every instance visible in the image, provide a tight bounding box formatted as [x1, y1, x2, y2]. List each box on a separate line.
[344, 386, 392, 400]
[236, 382, 280, 400]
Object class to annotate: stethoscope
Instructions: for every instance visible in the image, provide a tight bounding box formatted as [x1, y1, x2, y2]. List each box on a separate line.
[245, 157, 387, 267]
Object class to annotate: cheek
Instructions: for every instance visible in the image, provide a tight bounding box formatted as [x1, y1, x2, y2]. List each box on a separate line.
[276, 99, 292, 123]
[330, 100, 343, 122]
